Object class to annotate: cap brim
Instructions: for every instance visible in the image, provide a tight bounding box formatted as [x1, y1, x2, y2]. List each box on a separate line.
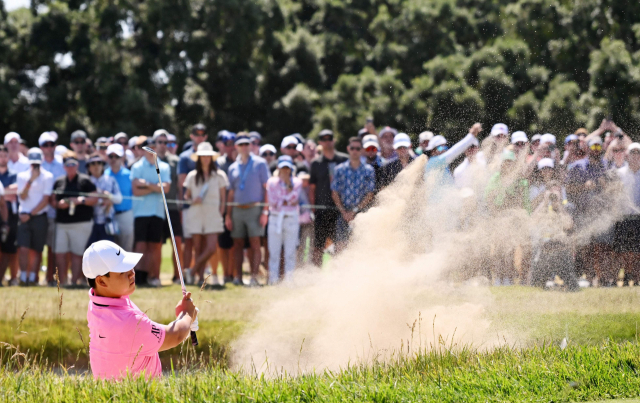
[393, 142, 411, 149]
[111, 251, 143, 274]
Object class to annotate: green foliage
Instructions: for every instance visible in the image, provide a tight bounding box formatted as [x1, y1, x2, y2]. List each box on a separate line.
[3, 0, 640, 146]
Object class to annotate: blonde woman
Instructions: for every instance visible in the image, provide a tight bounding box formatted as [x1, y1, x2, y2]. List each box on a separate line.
[183, 142, 228, 286]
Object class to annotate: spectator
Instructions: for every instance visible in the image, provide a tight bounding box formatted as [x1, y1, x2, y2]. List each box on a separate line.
[529, 158, 567, 207]
[510, 131, 529, 158]
[380, 133, 414, 188]
[364, 117, 377, 135]
[309, 129, 348, 266]
[561, 134, 582, 166]
[226, 133, 270, 286]
[216, 132, 237, 173]
[87, 155, 122, 244]
[113, 132, 135, 167]
[178, 124, 208, 271]
[259, 144, 277, 168]
[214, 130, 229, 153]
[249, 131, 262, 156]
[152, 129, 184, 285]
[95, 137, 109, 159]
[362, 134, 385, 192]
[378, 127, 398, 160]
[105, 144, 134, 251]
[167, 133, 178, 155]
[16, 149, 53, 286]
[39, 131, 65, 287]
[0, 146, 18, 286]
[130, 144, 171, 287]
[132, 136, 148, 161]
[266, 156, 302, 284]
[86, 138, 95, 155]
[615, 143, 640, 286]
[4, 132, 29, 173]
[53, 153, 98, 286]
[416, 131, 434, 156]
[605, 137, 630, 170]
[273, 136, 308, 174]
[70, 130, 89, 174]
[331, 137, 375, 252]
[302, 140, 317, 170]
[183, 142, 228, 286]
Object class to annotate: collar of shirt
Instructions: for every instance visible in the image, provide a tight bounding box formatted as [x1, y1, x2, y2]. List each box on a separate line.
[89, 288, 130, 307]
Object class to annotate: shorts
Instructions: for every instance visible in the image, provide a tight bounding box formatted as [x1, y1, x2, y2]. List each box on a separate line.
[0, 214, 18, 254]
[218, 213, 233, 249]
[162, 210, 183, 241]
[230, 206, 264, 239]
[47, 217, 55, 247]
[17, 213, 48, 252]
[185, 205, 223, 236]
[134, 216, 165, 244]
[614, 215, 640, 253]
[313, 209, 340, 249]
[55, 221, 93, 255]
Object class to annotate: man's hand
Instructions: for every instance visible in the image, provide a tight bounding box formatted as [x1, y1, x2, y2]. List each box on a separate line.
[30, 168, 40, 182]
[225, 215, 233, 231]
[175, 292, 196, 318]
[469, 123, 482, 137]
[57, 199, 69, 209]
[136, 179, 149, 188]
[259, 212, 268, 227]
[19, 213, 30, 223]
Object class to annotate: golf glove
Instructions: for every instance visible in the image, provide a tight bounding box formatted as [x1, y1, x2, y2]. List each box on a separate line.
[190, 307, 199, 332]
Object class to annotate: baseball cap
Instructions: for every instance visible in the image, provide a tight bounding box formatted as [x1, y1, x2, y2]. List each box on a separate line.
[82, 240, 143, 280]
[531, 134, 542, 143]
[114, 132, 128, 142]
[55, 145, 68, 156]
[490, 123, 509, 136]
[27, 148, 43, 164]
[426, 135, 447, 151]
[540, 133, 556, 145]
[49, 131, 58, 142]
[106, 144, 124, 157]
[259, 144, 277, 156]
[564, 134, 579, 144]
[588, 137, 603, 147]
[537, 158, 554, 170]
[379, 126, 398, 137]
[249, 131, 262, 142]
[38, 131, 56, 146]
[318, 129, 334, 139]
[87, 154, 105, 164]
[358, 128, 368, 137]
[393, 133, 411, 149]
[277, 155, 295, 170]
[235, 133, 251, 145]
[96, 137, 108, 145]
[128, 136, 138, 149]
[511, 131, 528, 144]
[70, 130, 87, 142]
[419, 131, 434, 143]
[628, 143, 640, 152]
[362, 134, 379, 149]
[292, 133, 305, 145]
[4, 132, 20, 145]
[152, 129, 169, 141]
[192, 123, 207, 134]
[281, 136, 298, 149]
[167, 134, 177, 143]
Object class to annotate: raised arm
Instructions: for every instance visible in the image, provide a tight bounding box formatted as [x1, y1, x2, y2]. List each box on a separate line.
[442, 123, 482, 165]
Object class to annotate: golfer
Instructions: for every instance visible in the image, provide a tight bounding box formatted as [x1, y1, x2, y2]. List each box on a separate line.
[84, 240, 197, 380]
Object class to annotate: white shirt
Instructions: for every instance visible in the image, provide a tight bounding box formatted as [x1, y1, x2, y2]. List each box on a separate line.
[8, 154, 30, 174]
[17, 167, 54, 214]
[453, 153, 487, 189]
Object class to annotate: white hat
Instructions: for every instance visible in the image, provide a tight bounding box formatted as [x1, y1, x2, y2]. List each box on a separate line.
[531, 134, 542, 142]
[490, 123, 509, 136]
[259, 144, 277, 156]
[106, 143, 124, 157]
[511, 131, 528, 144]
[537, 158, 554, 170]
[27, 148, 43, 164]
[393, 133, 411, 149]
[55, 145, 68, 156]
[82, 240, 143, 280]
[114, 132, 128, 142]
[363, 136, 379, 149]
[588, 136, 603, 147]
[4, 132, 20, 145]
[540, 133, 556, 145]
[167, 134, 177, 142]
[426, 135, 447, 151]
[277, 155, 295, 170]
[48, 131, 59, 142]
[281, 136, 298, 149]
[379, 126, 398, 137]
[38, 131, 56, 146]
[128, 136, 138, 149]
[628, 143, 640, 152]
[419, 131, 434, 143]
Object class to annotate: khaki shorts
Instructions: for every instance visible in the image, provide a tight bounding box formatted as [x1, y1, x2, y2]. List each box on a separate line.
[55, 221, 93, 255]
[231, 206, 264, 239]
[184, 205, 224, 236]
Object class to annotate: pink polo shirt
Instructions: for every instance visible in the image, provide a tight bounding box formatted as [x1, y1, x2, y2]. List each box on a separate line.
[87, 289, 165, 380]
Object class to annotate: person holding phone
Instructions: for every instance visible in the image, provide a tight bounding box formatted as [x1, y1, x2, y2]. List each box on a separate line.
[16, 149, 54, 286]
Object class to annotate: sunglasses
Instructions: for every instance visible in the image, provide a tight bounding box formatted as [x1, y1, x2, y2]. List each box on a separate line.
[41, 142, 55, 148]
[365, 146, 378, 152]
[117, 140, 128, 145]
[532, 140, 540, 145]
[589, 144, 603, 151]
[514, 142, 526, 147]
[285, 145, 297, 150]
[193, 131, 206, 137]
[88, 161, 104, 166]
[318, 137, 333, 142]
[97, 145, 108, 150]
[435, 145, 448, 152]
[156, 141, 167, 145]
[350, 147, 362, 152]
[262, 152, 275, 157]
[168, 142, 176, 147]
[108, 154, 120, 159]
[73, 140, 86, 145]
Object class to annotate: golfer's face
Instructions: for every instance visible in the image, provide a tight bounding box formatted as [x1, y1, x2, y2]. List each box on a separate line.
[103, 269, 136, 296]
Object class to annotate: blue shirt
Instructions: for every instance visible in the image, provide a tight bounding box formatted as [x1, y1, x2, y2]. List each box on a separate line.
[130, 158, 171, 218]
[331, 161, 375, 210]
[105, 166, 133, 212]
[178, 149, 196, 176]
[228, 155, 270, 205]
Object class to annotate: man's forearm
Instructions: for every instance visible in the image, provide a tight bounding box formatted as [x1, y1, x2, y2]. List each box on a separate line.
[331, 191, 344, 213]
[0, 197, 7, 222]
[358, 192, 374, 210]
[226, 190, 235, 215]
[31, 197, 50, 215]
[160, 312, 194, 351]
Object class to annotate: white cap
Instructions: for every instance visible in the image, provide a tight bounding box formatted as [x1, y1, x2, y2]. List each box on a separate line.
[277, 155, 295, 170]
[531, 134, 542, 142]
[419, 131, 434, 143]
[55, 145, 68, 156]
[378, 126, 398, 137]
[106, 143, 124, 157]
[296, 143, 303, 152]
[540, 133, 556, 145]
[49, 131, 58, 142]
[588, 136, 603, 147]
[27, 148, 43, 164]
[114, 132, 128, 142]
[511, 131, 528, 144]
[128, 136, 138, 149]
[426, 135, 447, 151]
[363, 134, 379, 149]
[628, 143, 640, 152]
[537, 158, 554, 170]
[38, 131, 56, 146]
[393, 133, 411, 149]
[82, 240, 143, 280]
[281, 135, 298, 149]
[259, 144, 277, 155]
[490, 123, 509, 136]
[4, 132, 20, 145]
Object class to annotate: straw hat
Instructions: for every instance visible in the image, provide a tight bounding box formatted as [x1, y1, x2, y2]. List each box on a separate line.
[190, 142, 219, 161]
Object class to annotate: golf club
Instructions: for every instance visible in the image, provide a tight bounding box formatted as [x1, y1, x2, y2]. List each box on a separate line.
[142, 146, 198, 346]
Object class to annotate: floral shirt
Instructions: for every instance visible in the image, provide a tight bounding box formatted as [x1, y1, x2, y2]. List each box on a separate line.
[330, 161, 375, 210]
[89, 174, 122, 224]
[266, 176, 302, 214]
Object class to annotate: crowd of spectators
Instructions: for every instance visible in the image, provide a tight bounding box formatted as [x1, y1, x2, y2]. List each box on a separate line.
[0, 118, 638, 290]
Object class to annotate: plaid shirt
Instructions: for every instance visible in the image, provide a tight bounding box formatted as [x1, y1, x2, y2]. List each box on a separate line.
[331, 161, 375, 210]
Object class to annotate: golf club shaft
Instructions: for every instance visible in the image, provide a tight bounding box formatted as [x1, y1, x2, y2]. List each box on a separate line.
[149, 152, 198, 347]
